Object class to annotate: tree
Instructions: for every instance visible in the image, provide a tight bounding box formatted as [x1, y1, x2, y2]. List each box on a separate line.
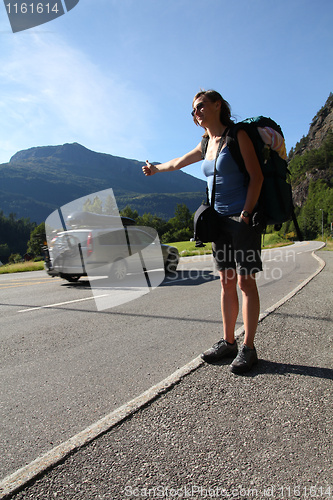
[137, 213, 169, 236]
[104, 194, 119, 215]
[161, 203, 194, 242]
[120, 205, 139, 221]
[174, 203, 194, 229]
[0, 244, 10, 261]
[0, 212, 36, 262]
[27, 223, 46, 257]
[9, 253, 23, 264]
[91, 196, 103, 214]
[82, 198, 93, 212]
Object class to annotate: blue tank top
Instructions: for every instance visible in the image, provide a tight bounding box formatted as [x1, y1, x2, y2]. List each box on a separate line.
[201, 145, 247, 215]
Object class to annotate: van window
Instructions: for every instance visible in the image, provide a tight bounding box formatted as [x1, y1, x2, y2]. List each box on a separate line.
[98, 230, 127, 246]
[132, 229, 154, 246]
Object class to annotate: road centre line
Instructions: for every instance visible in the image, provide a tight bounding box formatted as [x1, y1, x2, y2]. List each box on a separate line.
[0, 281, 59, 290]
[17, 277, 191, 313]
[0, 276, 59, 282]
[18, 295, 109, 313]
[0, 276, 62, 288]
[163, 277, 189, 285]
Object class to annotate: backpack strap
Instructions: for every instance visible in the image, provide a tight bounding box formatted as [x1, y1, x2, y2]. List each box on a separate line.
[200, 126, 230, 160]
[201, 136, 209, 159]
[200, 137, 210, 202]
[225, 123, 251, 183]
[210, 136, 225, 208]
[200, 134, 226, 206]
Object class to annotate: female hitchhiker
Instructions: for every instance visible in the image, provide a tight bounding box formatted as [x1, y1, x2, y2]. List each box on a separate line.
[142, 90, 263, 374]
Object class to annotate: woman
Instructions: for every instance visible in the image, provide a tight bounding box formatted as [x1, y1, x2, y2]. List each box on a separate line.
[142, 90, 263, 374]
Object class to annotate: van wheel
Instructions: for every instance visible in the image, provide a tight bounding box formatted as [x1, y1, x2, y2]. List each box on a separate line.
[165, 254, 178, 274]
[110, 259, 127, 281]
[63, 275, 80, 282]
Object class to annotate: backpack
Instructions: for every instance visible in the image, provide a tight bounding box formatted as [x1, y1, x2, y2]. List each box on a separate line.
[201, 116, 303, 240]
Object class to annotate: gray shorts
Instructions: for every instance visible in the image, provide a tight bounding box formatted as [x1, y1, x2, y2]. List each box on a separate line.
[212, 215, 262, 275]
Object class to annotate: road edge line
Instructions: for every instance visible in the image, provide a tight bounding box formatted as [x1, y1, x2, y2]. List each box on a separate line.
[0, 246, 326, 499]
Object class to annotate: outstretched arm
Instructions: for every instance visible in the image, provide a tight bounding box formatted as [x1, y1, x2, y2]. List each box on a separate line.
[142, 143, 203, 176]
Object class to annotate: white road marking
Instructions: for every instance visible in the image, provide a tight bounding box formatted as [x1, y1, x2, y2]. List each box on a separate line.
[17, 277, 202, 313]
[18, 295, 109, 313]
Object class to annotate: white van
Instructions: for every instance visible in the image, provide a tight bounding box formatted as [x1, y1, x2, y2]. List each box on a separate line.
[45, 213, 179, 283]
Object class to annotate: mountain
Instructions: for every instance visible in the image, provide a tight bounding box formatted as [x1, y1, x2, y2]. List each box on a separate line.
[288, 93, 333, 239]
[289, 93, 333, 209]
[290, 93, 333, 157]
[0, 143, 206, 223]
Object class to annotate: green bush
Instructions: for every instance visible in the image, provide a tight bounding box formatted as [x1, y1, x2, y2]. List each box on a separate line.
[9, 253, 23, 264]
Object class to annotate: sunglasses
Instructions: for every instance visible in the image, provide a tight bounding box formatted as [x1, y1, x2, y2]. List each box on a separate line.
[191, 101, 206, 117]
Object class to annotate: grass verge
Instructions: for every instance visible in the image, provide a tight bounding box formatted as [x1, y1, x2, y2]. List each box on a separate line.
[167, 241, 213, 257]
[0, 261, 45, 275]
[318, 238, 333, 251]
[167, 233, 293, 257]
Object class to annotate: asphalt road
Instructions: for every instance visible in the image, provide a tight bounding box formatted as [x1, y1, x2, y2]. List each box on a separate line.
[0, 241, 324, 480]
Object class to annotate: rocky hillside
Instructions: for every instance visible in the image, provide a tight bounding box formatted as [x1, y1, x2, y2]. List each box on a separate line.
[289, 93, 333, 209]
[289, 93, 333, 158]
[307, 94, 333, 150]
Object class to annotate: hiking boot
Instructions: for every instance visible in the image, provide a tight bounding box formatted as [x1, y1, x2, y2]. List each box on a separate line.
[230, 344, 258, 374]
[201, 339, 238, 363]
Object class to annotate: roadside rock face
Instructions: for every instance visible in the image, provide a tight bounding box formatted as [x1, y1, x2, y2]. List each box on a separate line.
[307, 96, 333, 151]
[289, 93, 333, 208]
[292, 168, 332, 208]
[290, 93, 333, 158]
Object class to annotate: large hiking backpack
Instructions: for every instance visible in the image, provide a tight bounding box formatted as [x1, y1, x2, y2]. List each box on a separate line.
[201, 116, 303, 240]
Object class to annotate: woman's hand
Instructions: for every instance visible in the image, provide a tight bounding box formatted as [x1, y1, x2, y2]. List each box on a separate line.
[240, 213, 250, 225]
[142, 160, 158, 176]
[142, 145, 202, 176]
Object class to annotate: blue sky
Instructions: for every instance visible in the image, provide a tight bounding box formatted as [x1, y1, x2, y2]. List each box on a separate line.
[0, 0, 332, 180]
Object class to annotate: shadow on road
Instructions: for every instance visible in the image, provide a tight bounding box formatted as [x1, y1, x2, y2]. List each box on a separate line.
[243, 359, 333, 380]
[203, 358, 333, 381]
[59, 270, 219, 290]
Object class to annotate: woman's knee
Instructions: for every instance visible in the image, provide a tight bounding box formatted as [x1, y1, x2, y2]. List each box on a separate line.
[219, 269, 237, 290]
[237, 273, 258, 294]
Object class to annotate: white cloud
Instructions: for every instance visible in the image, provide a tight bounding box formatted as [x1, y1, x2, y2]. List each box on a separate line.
[0, 33, 154, 163]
